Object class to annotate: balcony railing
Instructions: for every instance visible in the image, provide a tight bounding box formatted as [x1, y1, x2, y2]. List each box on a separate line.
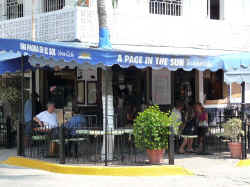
[44, 0, 66, 13]
[0, 0, 96, 21]
[149, 0, 182, 16]
[6, 0, 24, 20]
[0, 5, 250, 55]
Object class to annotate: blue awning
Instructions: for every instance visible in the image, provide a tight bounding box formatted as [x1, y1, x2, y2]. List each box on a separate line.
[0, 55, 33, 74]
[0, 38, 223, 71]
[207, 53, 250, 84]
[0, 51, 21, 61]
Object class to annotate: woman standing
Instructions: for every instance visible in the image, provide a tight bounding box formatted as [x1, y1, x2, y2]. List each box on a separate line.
[178, 103, 197, 154]
[195, 103, 209, 153]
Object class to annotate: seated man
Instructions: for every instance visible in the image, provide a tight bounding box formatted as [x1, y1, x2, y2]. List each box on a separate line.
[33, 101, 58, 129]
[33, 102, 58, 156]
[65, 108, 87, 136]
[64, 108, 87, 157]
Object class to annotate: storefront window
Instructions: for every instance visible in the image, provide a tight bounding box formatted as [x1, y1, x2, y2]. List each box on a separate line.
[203, 70, 223, 100]
[77, 81, 85, 104]
[87, 81, 97, 105]
[76, 68, 97, 106]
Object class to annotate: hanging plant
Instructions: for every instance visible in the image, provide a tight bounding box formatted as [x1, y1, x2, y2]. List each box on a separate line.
[0, 87, 21, 104]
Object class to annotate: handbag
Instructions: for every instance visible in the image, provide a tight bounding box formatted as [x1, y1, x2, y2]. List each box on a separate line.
[199, 120, 208, 127]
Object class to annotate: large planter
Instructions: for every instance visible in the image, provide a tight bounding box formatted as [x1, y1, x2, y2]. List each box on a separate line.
[146, 149, 165, 164]
[228, 142, 242, 159]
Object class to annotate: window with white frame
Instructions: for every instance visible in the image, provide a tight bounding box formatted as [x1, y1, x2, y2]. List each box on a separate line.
[6, 0, 24, 20]
[43, 0, 65, 13]
[149, 0, 182, 16]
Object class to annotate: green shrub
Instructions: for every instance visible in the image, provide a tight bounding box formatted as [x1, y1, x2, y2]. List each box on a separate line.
[223, 118, 243, 142]
[133, 105, 180, 150]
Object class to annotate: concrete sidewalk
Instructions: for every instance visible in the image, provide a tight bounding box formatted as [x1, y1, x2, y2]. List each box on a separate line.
[0, 148, 16, 162]
[1, 148, 250, 187]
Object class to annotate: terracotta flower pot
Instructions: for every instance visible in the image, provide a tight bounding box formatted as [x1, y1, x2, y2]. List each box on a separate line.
[146, 149, 165, 164]
[228, 142, 242, 159]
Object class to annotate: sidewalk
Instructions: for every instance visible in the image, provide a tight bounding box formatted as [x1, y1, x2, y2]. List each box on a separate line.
[0, 148, 16, 162]
[175, 153, 246, 176]
[1, 148, 250, 176]
[1, 149, 250, 187]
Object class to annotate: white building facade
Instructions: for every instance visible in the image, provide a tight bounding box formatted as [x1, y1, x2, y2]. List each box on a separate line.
[0, 0, 250, 107]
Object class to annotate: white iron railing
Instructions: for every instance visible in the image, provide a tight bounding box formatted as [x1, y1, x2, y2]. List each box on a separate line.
[149, 0, 182, 16]
[0, 0, 95, 21]
[43, 0, 65, 13]
[6, 0, 24, 20]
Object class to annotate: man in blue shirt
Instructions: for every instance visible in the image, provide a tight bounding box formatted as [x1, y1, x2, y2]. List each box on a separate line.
[65, 108, 87, 136]
[65, 108, 87, 157]
[24, 92, 41, 146]
[24, 92, 41, 136]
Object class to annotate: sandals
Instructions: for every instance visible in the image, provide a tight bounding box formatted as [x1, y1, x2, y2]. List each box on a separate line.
[178, 150, 186, 154]
[186, 149, 195, 153]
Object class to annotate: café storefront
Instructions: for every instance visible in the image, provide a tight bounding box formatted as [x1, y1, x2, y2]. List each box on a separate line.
[0, 38, 248, 165]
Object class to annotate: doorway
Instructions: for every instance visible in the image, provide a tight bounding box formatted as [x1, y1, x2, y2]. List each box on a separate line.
[174, 70, 196, 106]
[112, 65, 148, 127]
[208, 0, 220, 20]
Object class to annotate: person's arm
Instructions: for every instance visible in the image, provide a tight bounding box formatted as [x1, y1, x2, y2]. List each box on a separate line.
[33, 115, 44, 127]
[205, 112, 208, 122]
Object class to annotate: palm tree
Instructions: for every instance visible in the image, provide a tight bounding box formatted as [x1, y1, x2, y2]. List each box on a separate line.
[97, 0, 112, 49]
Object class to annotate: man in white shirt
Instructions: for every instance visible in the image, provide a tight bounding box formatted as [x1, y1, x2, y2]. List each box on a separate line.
[33, 102, 58, 129]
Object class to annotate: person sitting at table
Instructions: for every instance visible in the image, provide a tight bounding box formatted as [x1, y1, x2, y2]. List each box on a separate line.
[33, 101, 58, 156]
[64, 108, 87, 157]
[33, 101, 58, 129]
[65, 108, 87, 136]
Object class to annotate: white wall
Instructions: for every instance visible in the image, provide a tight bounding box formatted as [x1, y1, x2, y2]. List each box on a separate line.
[0, 0, 5, 21]
[223, 0, 247, 23]
[188, 0, 207, 18]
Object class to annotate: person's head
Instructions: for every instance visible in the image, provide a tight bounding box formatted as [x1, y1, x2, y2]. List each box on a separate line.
[175, 101, 184, 111]
[195, 102, 204, 113]
[47, 101, 56, 113]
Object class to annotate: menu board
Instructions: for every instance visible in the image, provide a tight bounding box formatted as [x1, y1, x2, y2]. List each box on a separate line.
[152, 69, 171, 105]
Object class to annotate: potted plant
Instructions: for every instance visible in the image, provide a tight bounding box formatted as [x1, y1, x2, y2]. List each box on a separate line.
[223, 118, 243, 159]
[133, 105, 180, 164]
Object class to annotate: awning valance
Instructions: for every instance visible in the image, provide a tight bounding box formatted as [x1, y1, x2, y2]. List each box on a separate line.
[0, 55, 33, 74]
[0, 38, 222, 71]
[207, 53, 250, 84]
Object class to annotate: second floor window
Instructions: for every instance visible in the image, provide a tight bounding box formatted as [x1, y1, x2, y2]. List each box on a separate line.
[149, 0, 182, 16]
[6, 0, 24, 19]
[44, 0, 65, 13]
[208, 0, 220, 20]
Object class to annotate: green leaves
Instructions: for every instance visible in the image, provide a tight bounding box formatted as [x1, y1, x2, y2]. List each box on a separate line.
[133, 105, 181, 150]
[223, 118, 243, 142]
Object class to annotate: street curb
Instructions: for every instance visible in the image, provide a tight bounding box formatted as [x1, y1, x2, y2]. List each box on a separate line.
[1, 156, 194, 176]
[236, 159, 250, 167]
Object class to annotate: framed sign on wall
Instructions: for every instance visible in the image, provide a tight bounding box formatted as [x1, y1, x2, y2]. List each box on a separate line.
[152, 69, 171, 105]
